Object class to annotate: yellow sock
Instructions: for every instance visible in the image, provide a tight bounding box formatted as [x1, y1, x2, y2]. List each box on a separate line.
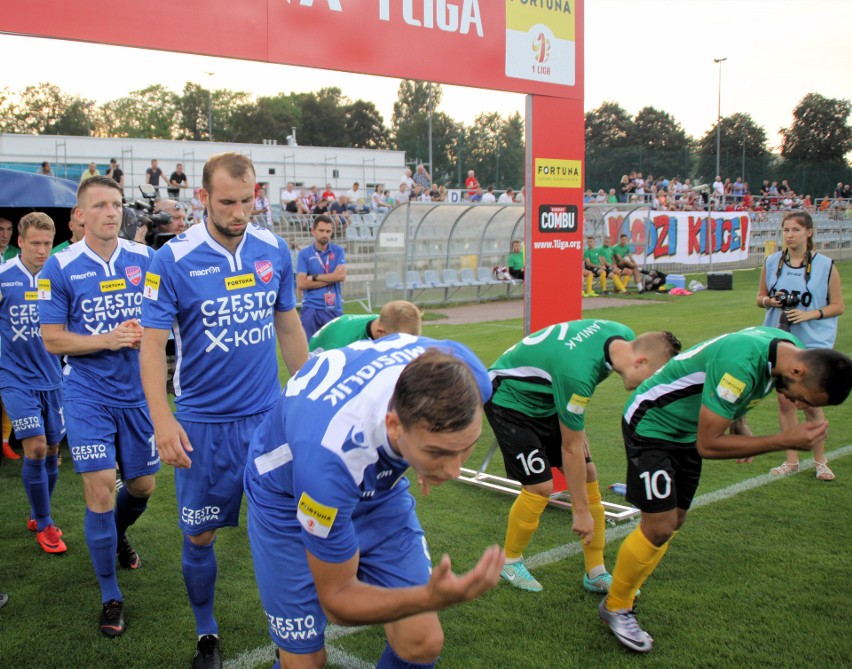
[636, 530, 676, 591]
[612, 274, 626, 292]
[600, 274, 608, 291]
[583, 481, 606, 575]
[586, 273, 593, 293]
[1, 403, 10, 442]
[621, 273, 631, 288]
[504, 488, 550, 559]
[606, 527, 669, 611]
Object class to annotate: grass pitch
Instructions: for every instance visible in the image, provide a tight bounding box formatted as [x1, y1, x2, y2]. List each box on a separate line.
[0, 262, 849, 668]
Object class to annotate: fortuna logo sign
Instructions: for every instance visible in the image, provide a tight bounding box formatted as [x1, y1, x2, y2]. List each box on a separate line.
[286, 0, 484, 36]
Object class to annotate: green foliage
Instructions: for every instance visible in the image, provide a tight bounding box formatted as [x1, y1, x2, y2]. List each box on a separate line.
[780, 93, 852, 163]
[99, 85, 180, 139]
[343, 100, 390, 149]
[695, 112, 770, 183]
[585, 101, 634, 148]
[0, 264, 849, 668]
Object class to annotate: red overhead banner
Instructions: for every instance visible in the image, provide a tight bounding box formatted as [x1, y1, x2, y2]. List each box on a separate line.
[1, 0, 582, 99]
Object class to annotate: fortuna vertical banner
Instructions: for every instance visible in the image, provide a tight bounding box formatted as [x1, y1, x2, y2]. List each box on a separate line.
[2, 0, 585, 333]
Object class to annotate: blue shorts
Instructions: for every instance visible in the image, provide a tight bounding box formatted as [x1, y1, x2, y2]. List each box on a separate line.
[246, 483, 431, 654]
[176, 413, 268, 535]
[65, 398, 159, 479]
[1, 386, 65, 444]
[299, 306, 341, 341]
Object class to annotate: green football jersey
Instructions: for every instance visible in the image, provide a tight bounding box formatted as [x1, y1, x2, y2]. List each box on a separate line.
[309, 314, 377, 352]
[599, 245, 615, 263]
[489, 319, 635, 431]
[583, 247, 602, 264]
[624, 327, 803, 443]
[611, 243, 630, 261]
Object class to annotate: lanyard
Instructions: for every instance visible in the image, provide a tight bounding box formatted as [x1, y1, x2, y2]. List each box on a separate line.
[314, 250, 330, 274]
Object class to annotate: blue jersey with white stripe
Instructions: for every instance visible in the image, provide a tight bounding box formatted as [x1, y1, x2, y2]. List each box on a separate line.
[39, 240, 153, 405]
[141, 222, 296, 421]
[244, 334, 492, 564]
[0, 257, 62, 390]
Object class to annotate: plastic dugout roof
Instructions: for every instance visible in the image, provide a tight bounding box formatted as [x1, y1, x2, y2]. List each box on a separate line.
[374, 202, 524, 271]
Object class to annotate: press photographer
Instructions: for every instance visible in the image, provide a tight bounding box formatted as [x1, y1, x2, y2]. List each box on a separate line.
[120, 186, 187, 249]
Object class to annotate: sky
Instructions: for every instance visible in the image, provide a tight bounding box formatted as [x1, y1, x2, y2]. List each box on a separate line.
[1, 0, 850, 151]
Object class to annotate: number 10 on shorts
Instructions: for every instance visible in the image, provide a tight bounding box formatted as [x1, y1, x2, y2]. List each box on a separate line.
[639, 470, 672, 500]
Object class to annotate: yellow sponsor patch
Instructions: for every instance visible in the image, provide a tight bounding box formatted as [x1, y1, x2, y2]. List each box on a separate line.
[24, 291, 38, 301]
[100, 279, 127, 293]
[297, 492, 338, 539]
[566, 393, 590, 415]
[534, 159, 582, 188]
[716, 372, 746, 404]
[225, 273, 256, 291]
[143, 273, 160, 301]
[37, 279, 51, 300]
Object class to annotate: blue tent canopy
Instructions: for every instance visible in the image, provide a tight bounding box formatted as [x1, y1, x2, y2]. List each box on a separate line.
[0, 168, 78, 207]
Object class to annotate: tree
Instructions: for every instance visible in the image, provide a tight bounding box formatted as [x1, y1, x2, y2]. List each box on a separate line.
[696, 112, 769, 183]
[100, 85, 180, 139]
[392, 81, 457, 183]
[299, 87, 349, 147]
[585, 101, 634, 148]
[630, 106, 689, 152]
[780, 93, 852, 163]
[344, 100, 389, 149]
[0, 83, 96, 136]
[177, 82, 212, 141]
[497, 112, 525, 189]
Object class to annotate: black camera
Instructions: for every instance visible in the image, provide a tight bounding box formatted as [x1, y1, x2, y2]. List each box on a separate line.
[120, 185, 177, 249]
[773, 290, 800, 309]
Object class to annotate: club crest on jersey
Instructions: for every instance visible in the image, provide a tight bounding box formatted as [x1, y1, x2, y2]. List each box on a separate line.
[255, 260, 273, 284]
[125, 266, 142, 286]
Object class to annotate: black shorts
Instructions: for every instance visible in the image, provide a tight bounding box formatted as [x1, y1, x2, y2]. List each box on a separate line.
[622, 419, 702, 513]
[484, 400, 563, 485]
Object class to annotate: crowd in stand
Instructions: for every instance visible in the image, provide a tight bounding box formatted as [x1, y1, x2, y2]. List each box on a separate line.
[589, 170, 852, 217]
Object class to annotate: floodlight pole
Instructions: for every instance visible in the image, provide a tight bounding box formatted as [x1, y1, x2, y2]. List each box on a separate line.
[714, 57, 727, 178]
[428, 84, 434, 181]
[205, 71, 215, 142]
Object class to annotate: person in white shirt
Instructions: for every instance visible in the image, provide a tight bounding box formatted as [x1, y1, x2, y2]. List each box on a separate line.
[392, 183, 411, 205]
[481, 185, 497, 203]
[498, 188, 515, 204]
[401, 168, 414, 190]
[371, 185, 390, 214]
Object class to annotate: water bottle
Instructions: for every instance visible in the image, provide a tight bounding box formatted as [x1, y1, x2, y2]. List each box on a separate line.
[609, 483, 627, 496]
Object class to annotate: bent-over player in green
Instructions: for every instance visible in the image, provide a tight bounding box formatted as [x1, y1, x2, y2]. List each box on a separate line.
[599, 326, 852, 653]
[485, 320, 681, 594]
[308, 300, 421, 353]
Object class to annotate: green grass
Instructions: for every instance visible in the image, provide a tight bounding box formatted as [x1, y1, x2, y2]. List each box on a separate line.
[0, 263, 850, 668]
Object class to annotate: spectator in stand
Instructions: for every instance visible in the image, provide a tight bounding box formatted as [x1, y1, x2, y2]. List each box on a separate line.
[393, 183, 411, 205]
[833, 182, 844, 200]
[507, 240, 524, 280]
[252, 186, 274, 230]
[312, 198, 331, 222]
[428, 183, 441, 201]
[401, 168, 414, 190]
[321, 184, 336, 201]
[634, 173, 646, 201]
[607, 189, 618, 204]
[595, 189, 607, 204]
[671, 177, 683, 201]
[190, 188, 205, 223]
[842, 184, 852, 201]
[724, 178, 733, 203]
[482, 185, 497, 203]
[145, 160, 165, 196]
[465, 170, 480, 199]
[297, 189, 314, 219]
[37, 161, 54, 176]
[281, 182, 300, 215]
[498, 188, 515, 204]
[106, 159, 125, 190]
[515, 187, 525, 204]
[370, 184, 390, 215]
[413, 164, 431, 190]
[583, 190, 594, 204]
[167, 164, 189, 199]
[778, 179, 792, 196]
[712, 175, 725, 205]
[619, 175, 630, 203]
[436, 185, 448, 202]
[79, 162, 99, 184]
[307, 186, 320, 209]
[345, 182, 368, 213]
[0, 217, 19, 262]
[328, 196, 351, 236]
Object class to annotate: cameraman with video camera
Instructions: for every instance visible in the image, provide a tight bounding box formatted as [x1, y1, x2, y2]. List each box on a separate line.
[757, 210, 845, 480]
[121, 186, 187, 250]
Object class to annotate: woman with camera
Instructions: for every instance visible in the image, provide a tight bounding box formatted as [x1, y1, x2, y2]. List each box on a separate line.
[756, 210, 845, 480]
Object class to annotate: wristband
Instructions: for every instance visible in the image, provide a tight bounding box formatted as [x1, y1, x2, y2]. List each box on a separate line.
[818, 309, 825, 320]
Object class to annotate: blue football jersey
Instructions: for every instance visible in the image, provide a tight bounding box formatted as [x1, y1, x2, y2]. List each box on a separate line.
[245, 334, 492, 564]
[39, 240, 153, 405]
[141, 222, 296, 421]
[0, 257, 62, 390]
[296, 243, 346, 310]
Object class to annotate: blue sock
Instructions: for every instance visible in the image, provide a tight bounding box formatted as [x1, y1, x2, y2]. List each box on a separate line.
[22, 457, 52, 531]
[114, 485, 149, 540]
[84, 508, 121, 603]
[182, 536, 218, 636]
[376, 642, 437, 669]
[45, 454, 59, 497]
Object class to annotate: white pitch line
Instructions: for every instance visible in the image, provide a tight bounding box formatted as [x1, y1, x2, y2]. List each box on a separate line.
[225, 445, 851, 669]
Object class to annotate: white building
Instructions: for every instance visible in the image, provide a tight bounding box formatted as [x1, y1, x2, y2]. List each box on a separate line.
[0, 133, 406, 205]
